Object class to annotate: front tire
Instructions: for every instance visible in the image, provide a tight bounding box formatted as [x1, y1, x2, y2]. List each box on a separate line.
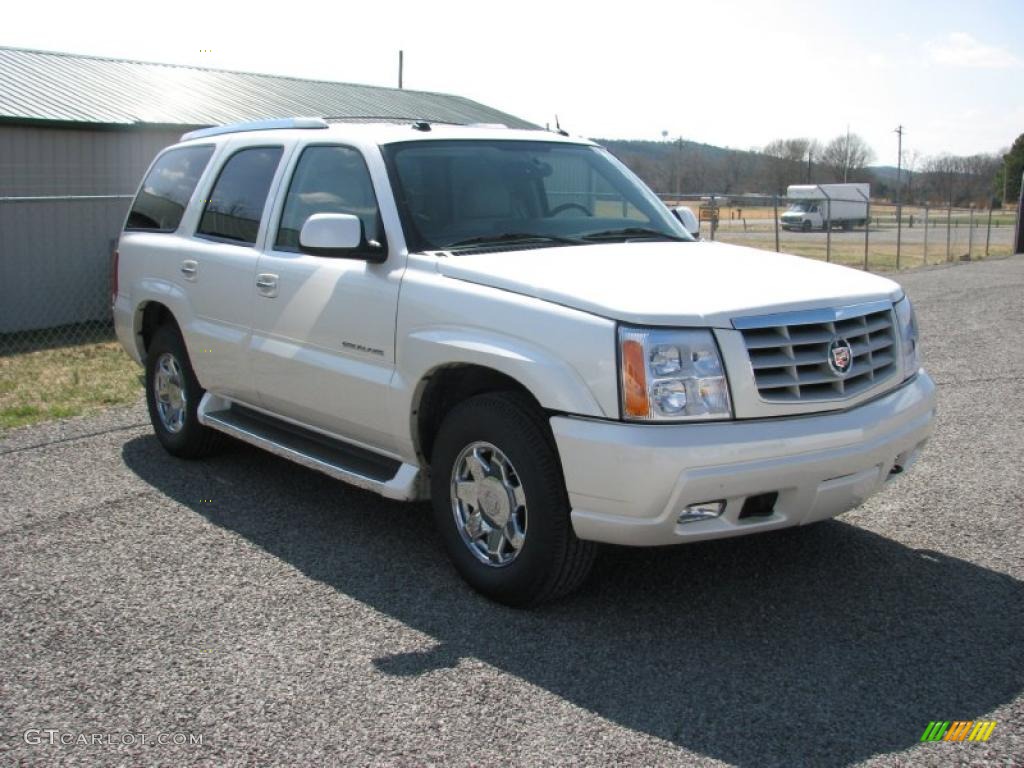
[430, 392, 597, 606]
[801, 220, 812, 232]
[145, 323, 221, 459]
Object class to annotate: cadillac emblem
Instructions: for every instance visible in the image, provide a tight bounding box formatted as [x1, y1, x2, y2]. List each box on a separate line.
[827, 338, 854, 377]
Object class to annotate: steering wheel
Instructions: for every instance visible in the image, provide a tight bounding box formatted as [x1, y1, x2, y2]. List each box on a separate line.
[549, 202, 592, 217]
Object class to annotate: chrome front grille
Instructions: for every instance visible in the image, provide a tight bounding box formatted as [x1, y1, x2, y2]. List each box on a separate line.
[734, 301, 898, 402]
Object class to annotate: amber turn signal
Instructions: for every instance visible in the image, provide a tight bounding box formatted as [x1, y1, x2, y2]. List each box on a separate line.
[621, 339, 649, 418]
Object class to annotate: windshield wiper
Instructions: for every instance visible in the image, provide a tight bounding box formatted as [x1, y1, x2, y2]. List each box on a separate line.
[447, 233, 583, 249]
[580, 227, 687, 242]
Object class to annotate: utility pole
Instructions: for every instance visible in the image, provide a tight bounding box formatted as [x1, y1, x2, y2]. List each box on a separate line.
[398, 50, 404, 89]
[895, 125, 904, 269]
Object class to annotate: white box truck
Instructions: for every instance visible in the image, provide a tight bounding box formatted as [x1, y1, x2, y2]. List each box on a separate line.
[781, 183, 869, 232]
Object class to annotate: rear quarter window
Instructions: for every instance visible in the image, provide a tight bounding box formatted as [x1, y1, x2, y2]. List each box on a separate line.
[126, 145, 214, 232]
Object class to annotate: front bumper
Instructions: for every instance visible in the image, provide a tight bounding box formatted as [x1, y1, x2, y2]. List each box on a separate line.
[551, 372, 936, 546]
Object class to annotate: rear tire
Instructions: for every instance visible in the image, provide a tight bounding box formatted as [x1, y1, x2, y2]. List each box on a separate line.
[145, 323, 221, 459]
[430, 392, 597, 606]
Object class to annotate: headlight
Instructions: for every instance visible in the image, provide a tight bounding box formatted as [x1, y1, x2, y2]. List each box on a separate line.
[894, 295, 920, 379]
[619, 327, 732, 421]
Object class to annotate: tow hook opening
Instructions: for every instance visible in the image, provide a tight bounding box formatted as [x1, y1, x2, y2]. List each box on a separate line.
[738, 492, 778, 520]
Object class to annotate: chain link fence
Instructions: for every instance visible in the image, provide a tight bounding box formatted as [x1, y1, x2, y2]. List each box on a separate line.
[658, 192, 1019, 271]
[0, 194, 132, 355]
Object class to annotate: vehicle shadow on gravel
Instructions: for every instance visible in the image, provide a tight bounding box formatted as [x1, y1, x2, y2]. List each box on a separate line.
[123, 435, 1023, 768]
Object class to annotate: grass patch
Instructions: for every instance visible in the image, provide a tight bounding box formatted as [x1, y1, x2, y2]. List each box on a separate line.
[0, 342, 142, 432]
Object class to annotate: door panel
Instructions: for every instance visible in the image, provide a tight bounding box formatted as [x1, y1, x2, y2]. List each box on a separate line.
[174, 237, 260, 399]
[249, 253, 401, 449]
[250, 144, 401, 451]
[181, 144, 285, 400]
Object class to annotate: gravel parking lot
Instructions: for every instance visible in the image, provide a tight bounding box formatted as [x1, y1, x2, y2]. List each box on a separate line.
[2, 256, 1022, 767]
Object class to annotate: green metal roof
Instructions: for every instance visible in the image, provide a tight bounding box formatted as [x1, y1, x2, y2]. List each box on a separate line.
[0, 46, 537, 130]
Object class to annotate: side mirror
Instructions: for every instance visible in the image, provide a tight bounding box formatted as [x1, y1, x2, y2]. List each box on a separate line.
[672, 206, 701, 238]
[299, 213, 385, 261]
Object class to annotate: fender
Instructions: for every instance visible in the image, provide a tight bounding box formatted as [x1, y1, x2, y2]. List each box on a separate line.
[119, 277, 193, 363]
[386, 265, 620, 462]
[388, 324, 611, 463]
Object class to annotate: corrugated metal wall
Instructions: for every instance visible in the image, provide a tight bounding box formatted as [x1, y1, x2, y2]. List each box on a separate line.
[0, 123, 183, 336]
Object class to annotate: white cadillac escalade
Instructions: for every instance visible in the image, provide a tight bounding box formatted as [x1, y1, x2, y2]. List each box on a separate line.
[114, 118, 935, 605]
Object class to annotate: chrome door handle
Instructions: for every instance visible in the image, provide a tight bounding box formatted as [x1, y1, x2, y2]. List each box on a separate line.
[180, 260, 198, 280]
[256, 273, 279, 297]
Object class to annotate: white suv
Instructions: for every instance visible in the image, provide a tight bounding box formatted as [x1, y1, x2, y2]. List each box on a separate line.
[114, 117, 935, 605]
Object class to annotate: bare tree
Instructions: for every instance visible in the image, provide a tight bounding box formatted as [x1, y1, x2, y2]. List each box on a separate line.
[919, 153, 1002, 206]
[762, 137, 816, 192]
[819, 133, 875, 183]
[718, 149, 759, 194]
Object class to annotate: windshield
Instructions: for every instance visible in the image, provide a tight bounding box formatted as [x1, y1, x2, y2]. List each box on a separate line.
[787, 201, 816, 213]
[381, 140, 691, 252]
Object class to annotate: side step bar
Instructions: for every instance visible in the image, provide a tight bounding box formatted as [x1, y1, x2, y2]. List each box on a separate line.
[197, 394, 421, 500]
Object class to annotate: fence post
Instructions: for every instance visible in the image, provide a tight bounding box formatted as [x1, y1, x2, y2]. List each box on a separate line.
[968, 206, 975, 259]
[822, 198, 829, 261]
[896, 198, 903, 270]
[923, 204, 929, 265]
[985, 206, 992, 257]
[710, 194, 716, 241]
[773, 195, 780, 252]
[863, 195, 871, 271]
[946, 203, 952, 262]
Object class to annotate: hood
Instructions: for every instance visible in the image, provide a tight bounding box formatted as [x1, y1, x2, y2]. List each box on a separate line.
[436, 240, 902, 326]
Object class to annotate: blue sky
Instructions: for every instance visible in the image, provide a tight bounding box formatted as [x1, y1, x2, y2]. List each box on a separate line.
[3, 0, 1021, 162]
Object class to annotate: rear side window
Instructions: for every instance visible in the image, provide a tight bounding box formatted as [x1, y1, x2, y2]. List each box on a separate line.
[197, 146, 283, 244]
[126, 145, 214, 232]
[275, 145, 382, 252]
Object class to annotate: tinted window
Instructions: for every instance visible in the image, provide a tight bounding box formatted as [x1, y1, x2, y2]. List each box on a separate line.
[126, 145, 214, 231]
[197, 146, 283, 244]
[275, 146, 382, 251]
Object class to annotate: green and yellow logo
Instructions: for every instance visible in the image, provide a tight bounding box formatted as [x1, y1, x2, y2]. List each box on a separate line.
[920, 721, 997, 742]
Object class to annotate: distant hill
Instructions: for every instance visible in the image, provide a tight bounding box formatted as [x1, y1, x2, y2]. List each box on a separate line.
[867, 165, 902, 184]
[591, 137, 903, 197]
[593, 138, 738, 162]
[597, 137, 897, 178]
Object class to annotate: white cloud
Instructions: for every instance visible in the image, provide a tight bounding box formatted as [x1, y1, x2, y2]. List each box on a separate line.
[927, 32, 1022, 69]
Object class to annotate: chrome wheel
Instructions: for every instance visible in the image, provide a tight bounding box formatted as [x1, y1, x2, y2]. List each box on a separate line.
[153, 352, 187, 434]
[450, 441, 528, 567]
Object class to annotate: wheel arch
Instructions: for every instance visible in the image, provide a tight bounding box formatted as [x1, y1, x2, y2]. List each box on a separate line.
[412, 363, 551, 466]
[399, 326, 609, 466]
[136, 301, 180, 362]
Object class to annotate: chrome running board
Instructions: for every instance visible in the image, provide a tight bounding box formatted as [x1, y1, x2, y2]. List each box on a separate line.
[197, 394, 421, 500]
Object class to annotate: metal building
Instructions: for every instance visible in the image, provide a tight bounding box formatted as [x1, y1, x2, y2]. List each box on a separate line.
[0, 46, 534, 344]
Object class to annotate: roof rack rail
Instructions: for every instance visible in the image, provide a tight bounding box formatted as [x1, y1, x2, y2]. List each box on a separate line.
[321, 115, 464, 125]
[181, 117, 329, 142]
